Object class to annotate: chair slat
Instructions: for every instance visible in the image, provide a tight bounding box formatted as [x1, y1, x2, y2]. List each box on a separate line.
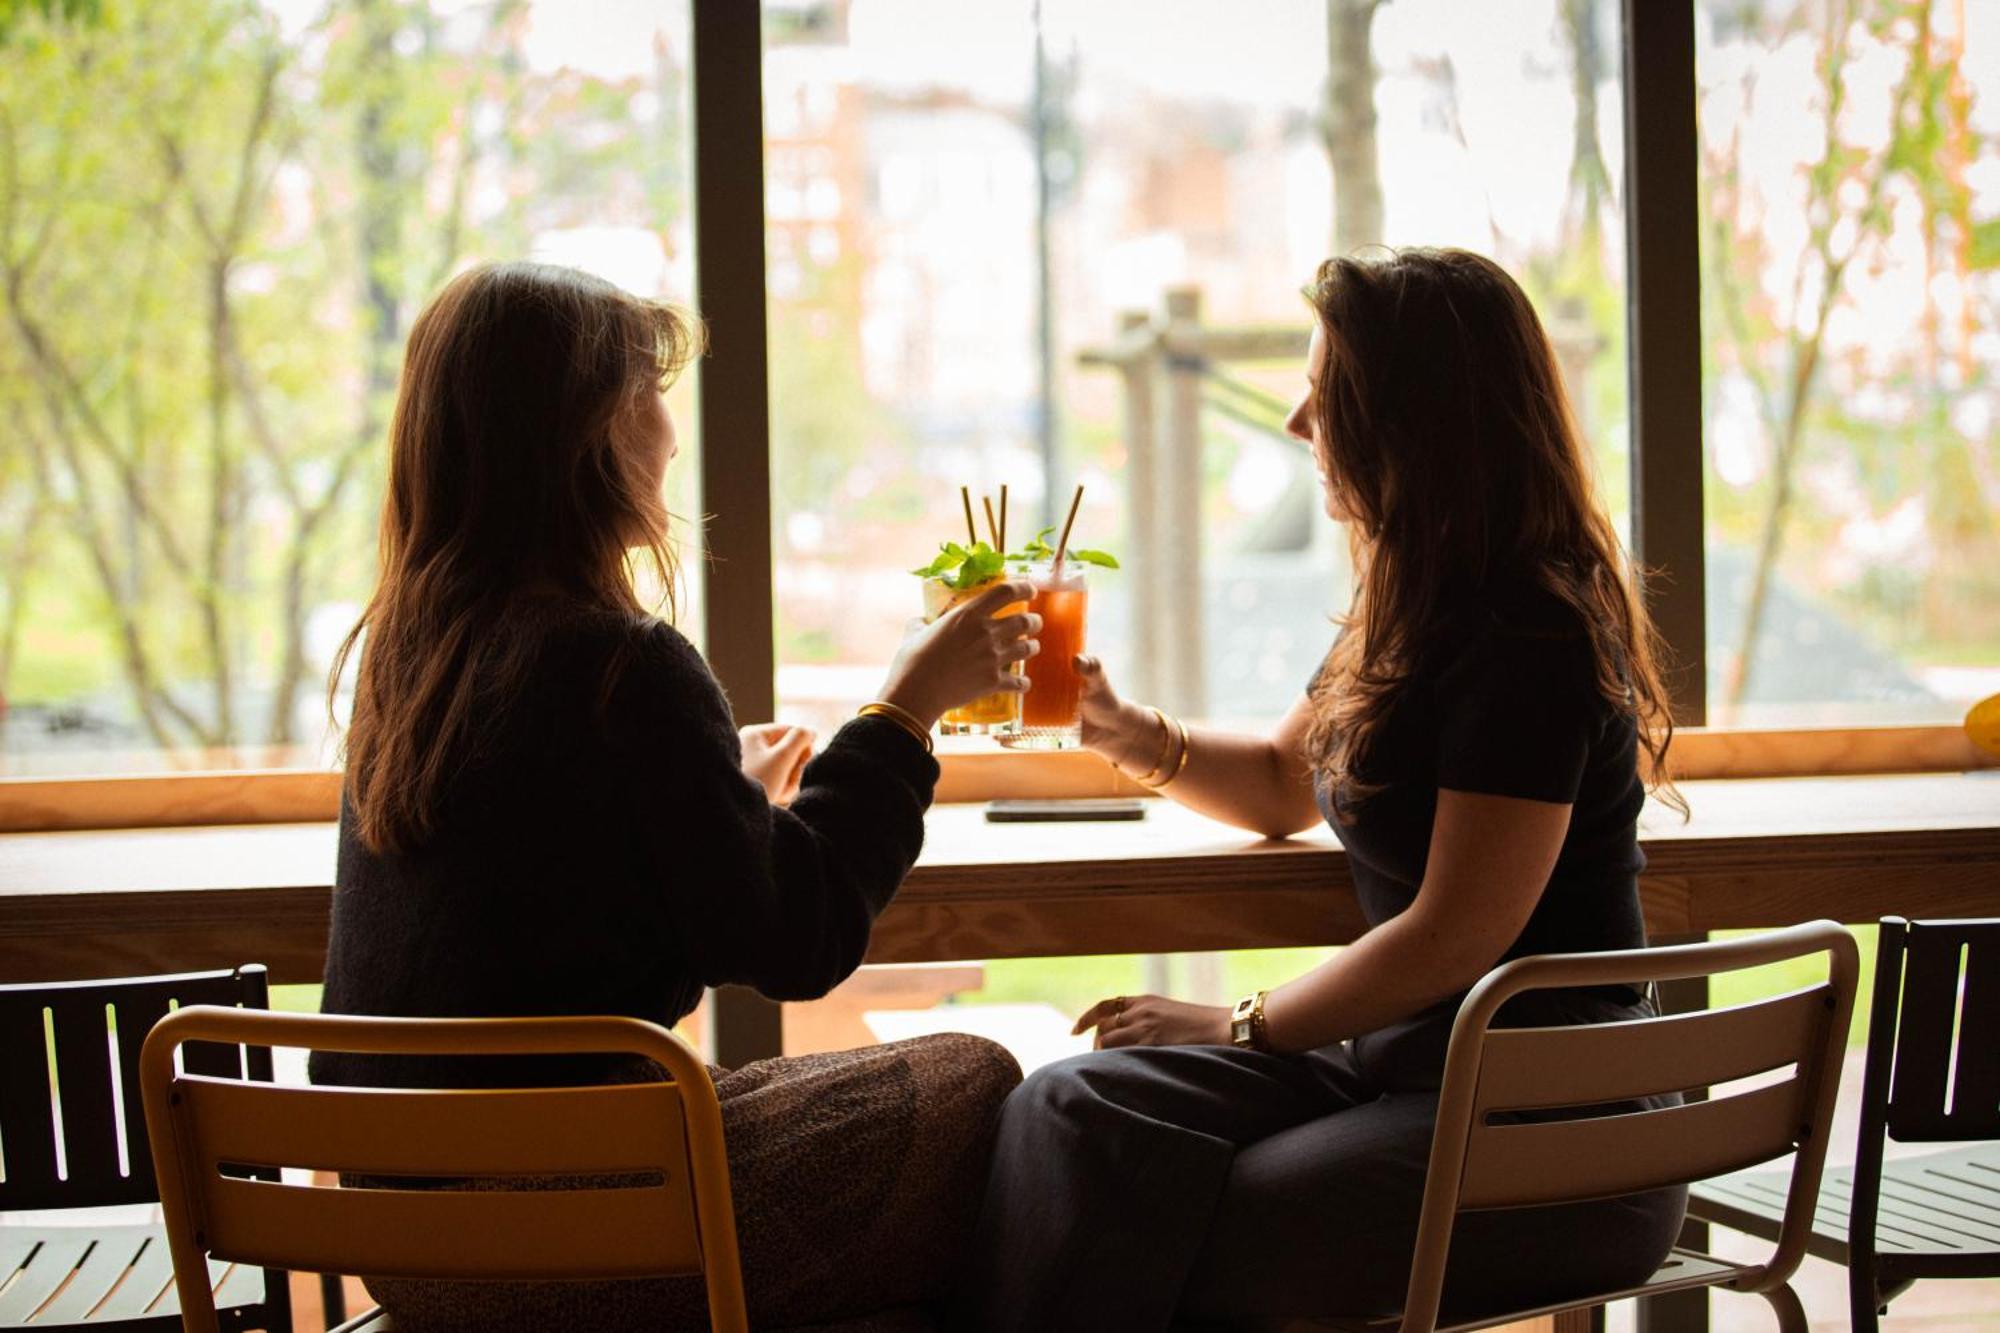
[92, 1230, 179, 1319]
[0, 1234, 93, 1322]
[1948, 933, 2000, 1134]
[30, 1227, 153, 1325]
[112, 993, 176, 1199]
[1459, 1077, 1807, 1210]
[200, 1177, 702, 1280]
[1476, 986, 1830, 1113]
[1891, 924, 1980, 1139]
[0, 998, 60, 1205]
[48, 995, 126, 1199]
[178, 1076, 689, 1179]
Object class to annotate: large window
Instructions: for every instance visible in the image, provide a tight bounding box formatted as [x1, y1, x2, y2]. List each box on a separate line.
[0, 0, 700, 777]
[763, 0, 1632, 735]
[4, 0, 1992, 785]
[1696, 0, 2000, 726]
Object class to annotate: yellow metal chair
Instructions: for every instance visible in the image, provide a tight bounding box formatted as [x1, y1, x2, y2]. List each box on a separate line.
[1297, 920, 1859, 1333]
[139, 1009, 747, 1333]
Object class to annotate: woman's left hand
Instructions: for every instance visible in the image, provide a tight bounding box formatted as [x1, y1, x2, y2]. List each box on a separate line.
[739, 723, 816, 806]
[1072, 994, 1231, 1049]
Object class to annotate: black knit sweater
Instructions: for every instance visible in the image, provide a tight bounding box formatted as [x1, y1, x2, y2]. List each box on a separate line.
[310, 611, 939, 1089]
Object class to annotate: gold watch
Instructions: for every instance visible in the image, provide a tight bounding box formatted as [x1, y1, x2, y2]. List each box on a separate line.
[1230, 991, 1269, 1052]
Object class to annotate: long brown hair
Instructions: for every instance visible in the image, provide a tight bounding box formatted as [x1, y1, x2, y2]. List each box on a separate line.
[1300, 248, 1679, 811]
[331, 262, 702, 855]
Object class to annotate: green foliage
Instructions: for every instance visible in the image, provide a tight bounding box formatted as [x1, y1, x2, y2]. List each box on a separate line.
[912, 540, 1007, 590]
[1699, 0, 2000, 707]
[0, 0, 696, 755]
[1972, 219, 2000, 271]
[0, 0, 98, 42]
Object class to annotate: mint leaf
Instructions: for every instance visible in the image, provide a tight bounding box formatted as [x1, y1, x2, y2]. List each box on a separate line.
[1069, 548, 1120, 569]
[948, 542, 1007, 589]
[910, 541, 972, 579]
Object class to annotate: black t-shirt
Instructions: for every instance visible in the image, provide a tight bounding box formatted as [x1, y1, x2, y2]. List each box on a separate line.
[311, 611, 939, 1091]
[1313, 587, 1650, 1083]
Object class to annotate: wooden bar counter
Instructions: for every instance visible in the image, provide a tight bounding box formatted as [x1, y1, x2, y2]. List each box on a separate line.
[2, 773, 1996, 984]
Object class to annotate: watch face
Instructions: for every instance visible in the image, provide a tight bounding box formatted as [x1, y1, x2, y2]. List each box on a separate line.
[1231, 1018, 1252, 1045]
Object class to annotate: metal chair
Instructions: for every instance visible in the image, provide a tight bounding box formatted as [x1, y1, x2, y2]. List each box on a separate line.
[1691, 916, 2000, 1331]
[0, 966, 292, 1331]
[139, 1008, 747, 1333]
[1295, 920, 1858, 1333]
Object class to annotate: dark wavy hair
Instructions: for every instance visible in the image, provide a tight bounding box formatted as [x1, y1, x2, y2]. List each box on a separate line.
[331, 262, 702, 854]
[1300, 248, 1680, 813]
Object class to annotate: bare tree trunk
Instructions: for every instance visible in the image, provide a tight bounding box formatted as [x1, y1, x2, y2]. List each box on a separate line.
[201, 254, 238, 743]
[12, 403, 206, 748]
[1562, 0, 1610, 244]
[1323, 0, 1385, 256]
[0, 500, 46, 694]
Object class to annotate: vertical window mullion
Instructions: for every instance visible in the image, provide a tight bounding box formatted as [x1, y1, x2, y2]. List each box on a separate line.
[692, 2, 777, 726]
[692, 3, 785, 1068]
[1622, 0, 1708, 728]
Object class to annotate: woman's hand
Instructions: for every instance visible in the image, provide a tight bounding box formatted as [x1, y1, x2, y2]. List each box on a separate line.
[740, 722, 816, 805]
[876, 579, 1040, 729]
[1072, 994, 1231, 1050]
[1074, 654, 1169, 777]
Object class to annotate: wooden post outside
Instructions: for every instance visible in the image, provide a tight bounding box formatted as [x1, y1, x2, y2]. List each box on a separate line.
[1120, 309, 1163, 704]
[1161, 286, 1207, 719]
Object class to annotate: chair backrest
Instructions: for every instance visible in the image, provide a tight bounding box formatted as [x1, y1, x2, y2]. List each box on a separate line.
[139, 1007, 747, 1333]
[0, 965, 270, 1211]
[1872, 917, 2000, 1142]
[1399, 921, 1859, 1333]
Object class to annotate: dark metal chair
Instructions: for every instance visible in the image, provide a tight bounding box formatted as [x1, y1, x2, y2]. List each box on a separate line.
[1690, 916, 2000, 1331]
[0, 966, 294, 1330]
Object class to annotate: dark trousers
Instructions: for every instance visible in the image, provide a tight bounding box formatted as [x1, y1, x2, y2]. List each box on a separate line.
[946, 1001, 1686, 1332]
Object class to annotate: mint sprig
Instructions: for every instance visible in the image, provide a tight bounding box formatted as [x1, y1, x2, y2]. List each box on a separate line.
[911, 540, 1008, 590]
[1004, 525, 1120, 569]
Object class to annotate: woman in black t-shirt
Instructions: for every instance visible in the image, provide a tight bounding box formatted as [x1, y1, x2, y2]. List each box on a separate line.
[947, 249, 1687, 1331]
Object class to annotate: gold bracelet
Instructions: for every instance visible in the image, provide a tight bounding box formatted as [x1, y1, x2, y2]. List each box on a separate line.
[1133, 706, 1176, 784]
[1155, 713, 1192, 788]
[857, 701, 934, 754]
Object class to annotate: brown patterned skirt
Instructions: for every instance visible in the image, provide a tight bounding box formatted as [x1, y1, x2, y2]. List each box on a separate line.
[362, 1033, 1022, 1332]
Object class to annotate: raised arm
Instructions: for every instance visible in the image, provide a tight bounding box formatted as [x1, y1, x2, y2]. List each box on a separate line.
[620, 623, 939, 1002]
[1075, 655, 1321, 839]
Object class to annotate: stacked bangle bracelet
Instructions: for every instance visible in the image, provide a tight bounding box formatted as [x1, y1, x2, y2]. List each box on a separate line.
[1127, 706, 1191, 790]
[1133, 706, 1176, 784]
[857, 700, 934, 753]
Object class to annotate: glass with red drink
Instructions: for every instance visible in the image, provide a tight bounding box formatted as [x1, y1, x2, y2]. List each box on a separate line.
[1000, 560, 1088, 749]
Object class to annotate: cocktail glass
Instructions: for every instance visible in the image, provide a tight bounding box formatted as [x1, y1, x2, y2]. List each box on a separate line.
[998, 561, 1087, 750]
[922, 575, 1024, 736]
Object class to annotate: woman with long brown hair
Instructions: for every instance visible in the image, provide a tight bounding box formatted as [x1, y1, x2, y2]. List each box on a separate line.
[313, 261, 1038, 1330]
[949, 248, 1686, 1330]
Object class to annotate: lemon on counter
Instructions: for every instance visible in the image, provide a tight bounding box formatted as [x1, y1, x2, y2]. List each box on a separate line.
[1968, 693, 2000, 759]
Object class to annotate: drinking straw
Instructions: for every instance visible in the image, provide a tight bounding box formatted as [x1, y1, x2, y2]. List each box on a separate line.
[1051, 483, 1086, 572]
[999, 484, 1009, 554]
[982, 495, 1001, 548]
[960, 486, 978, 545]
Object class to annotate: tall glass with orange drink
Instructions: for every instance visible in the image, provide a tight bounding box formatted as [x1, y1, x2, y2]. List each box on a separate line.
[1001, 560, 1089, 749]
[920, 568, 1025, 736]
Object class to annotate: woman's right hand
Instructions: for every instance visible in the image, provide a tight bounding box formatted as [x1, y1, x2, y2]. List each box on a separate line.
[1074, 654, 1168, 777]
[876, 579, 1040, 730]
